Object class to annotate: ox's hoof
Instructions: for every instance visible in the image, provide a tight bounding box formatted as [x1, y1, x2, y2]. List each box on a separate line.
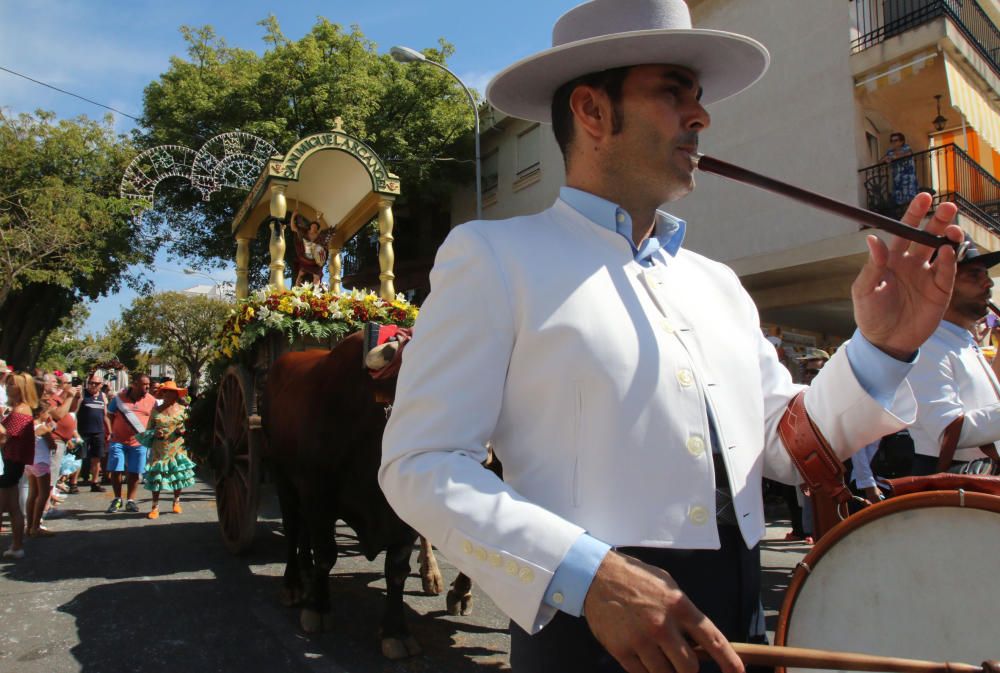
[280, 586, 304, 607]
[300, 608, 332, 634]
[421, 572, 445, 595]
[381, 635, 422, 660]
[446, 589, 473, 616]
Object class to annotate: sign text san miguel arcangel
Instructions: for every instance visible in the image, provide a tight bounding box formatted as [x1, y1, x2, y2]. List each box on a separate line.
[281, 131, 400, 196]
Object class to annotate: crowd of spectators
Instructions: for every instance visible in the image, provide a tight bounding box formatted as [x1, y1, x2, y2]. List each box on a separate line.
[0, 364, 192, 560]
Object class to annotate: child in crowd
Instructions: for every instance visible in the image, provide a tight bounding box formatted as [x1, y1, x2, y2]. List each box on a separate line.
[25, 407, 56, 537]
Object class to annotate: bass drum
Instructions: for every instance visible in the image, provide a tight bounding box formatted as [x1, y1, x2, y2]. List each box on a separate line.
[775, 491, 1000, 672]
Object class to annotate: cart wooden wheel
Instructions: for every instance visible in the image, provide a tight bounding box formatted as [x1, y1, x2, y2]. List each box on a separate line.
[213, 365, 261, 554]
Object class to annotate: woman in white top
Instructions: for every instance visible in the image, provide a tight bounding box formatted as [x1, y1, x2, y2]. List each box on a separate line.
[24, 407, 56, 537]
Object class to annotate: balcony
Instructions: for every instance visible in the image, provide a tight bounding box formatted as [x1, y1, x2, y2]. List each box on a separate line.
[852, 0, 1000, 78]
[859, 143, 1000, 234]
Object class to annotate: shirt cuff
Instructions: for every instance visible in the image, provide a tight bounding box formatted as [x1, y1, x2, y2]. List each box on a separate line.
[845, 329, 917, 408]
[542, 533, 611, 617]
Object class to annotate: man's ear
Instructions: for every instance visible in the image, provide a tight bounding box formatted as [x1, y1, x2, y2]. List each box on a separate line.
[568, 85, 613, 144]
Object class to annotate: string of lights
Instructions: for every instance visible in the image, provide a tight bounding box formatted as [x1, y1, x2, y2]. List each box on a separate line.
[0, 65, 142, 122]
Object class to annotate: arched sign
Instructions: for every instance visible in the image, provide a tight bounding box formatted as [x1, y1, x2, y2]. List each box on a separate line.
[277, 118, 400, 196]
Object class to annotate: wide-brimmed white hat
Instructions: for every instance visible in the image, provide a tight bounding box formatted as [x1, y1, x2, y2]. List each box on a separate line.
[486, 0, 769, 123]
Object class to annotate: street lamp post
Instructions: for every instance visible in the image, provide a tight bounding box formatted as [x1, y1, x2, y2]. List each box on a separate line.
[390, 45, 482, 222]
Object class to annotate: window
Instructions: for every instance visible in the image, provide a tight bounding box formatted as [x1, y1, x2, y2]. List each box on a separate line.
[516, 125, 541, 179]
[481, 149, 499, 195]
[866, 131, 880, 164]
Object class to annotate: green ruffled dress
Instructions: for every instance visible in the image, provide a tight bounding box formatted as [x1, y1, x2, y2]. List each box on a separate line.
[144, 406, 196, 493]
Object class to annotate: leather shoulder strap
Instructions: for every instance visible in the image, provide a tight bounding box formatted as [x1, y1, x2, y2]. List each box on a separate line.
[936, 414, 998, 471]
[777, 391, 852, 539]
[937, 415, 964, 472]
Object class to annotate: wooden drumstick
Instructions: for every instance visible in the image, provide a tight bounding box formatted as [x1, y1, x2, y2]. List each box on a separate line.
[988, 300, 1000, 317]
[694, 643, 993, 673]
[694, 154, 956, 252]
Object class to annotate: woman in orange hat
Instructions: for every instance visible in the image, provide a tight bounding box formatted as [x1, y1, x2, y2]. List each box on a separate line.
[142, 381, 196, 519]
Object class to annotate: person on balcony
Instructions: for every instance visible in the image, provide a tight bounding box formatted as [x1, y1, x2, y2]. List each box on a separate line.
[883, 132, 918, 208]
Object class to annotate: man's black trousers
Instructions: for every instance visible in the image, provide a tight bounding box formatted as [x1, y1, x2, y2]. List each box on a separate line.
[509, 525, 762, 673]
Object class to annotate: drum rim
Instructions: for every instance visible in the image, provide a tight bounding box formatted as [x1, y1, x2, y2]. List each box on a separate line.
[773, 489, 1000, 670]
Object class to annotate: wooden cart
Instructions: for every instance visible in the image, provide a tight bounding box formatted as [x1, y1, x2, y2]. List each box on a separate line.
[212, 120, 402, 553]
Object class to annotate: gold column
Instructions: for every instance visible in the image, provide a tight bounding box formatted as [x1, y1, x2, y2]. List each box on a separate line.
[268, 220, 286, 289]
[235, 237, 251, 300]
[329, 247, 343, 294]
[377, 197, 396, 300]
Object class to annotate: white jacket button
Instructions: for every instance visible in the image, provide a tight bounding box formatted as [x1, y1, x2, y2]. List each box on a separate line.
[689, 505, 709, 525]
[552, 591, 565, 605]
[686, 436, 706, 456]
[475, 547, 488, 561]
[676, 369, 694, 387]
[505, 559, 519, 575]
[489, 552, 502, 567]
[519, 567, 535, 583]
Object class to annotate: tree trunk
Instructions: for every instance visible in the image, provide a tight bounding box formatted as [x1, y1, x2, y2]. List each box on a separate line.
[0, 284, 76, 369]
[180, 356, 202, 398]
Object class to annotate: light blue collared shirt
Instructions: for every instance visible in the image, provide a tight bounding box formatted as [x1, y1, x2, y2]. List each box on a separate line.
[560, 186, 685, 266]
[543, 188, 916, 618]
[938, 319, 977, 346]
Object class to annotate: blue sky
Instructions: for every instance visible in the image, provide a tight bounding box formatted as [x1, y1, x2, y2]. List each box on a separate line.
[0, 0, 580, 334]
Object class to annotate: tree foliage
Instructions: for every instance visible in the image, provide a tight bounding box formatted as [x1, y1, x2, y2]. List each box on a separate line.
[138, 18, 475, 286]
[121, 291, 231, 394]
[0, 111, 154, 367]
[37, 305, 141, 374]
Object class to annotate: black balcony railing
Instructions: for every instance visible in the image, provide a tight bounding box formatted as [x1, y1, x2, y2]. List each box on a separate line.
[341, 225, 380, 280]
[859, 143, 1000, 235]
[853, 0, 1000, 78]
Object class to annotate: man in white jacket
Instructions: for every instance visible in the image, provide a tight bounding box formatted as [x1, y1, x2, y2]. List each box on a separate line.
[906, 237, 1000, 475]
[379, 2, 962, 672]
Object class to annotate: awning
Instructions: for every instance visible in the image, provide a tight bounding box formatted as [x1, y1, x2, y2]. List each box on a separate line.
[855, 51, 938, 92]
[945, 53, 1000, 155]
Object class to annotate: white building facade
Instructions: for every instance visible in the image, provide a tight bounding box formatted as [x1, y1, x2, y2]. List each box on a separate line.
[451, 0, 1000, 347]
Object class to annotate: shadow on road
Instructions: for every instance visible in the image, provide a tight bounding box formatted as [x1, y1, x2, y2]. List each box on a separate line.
[2, 483, 510, 672]
[1, 519, 264, 584]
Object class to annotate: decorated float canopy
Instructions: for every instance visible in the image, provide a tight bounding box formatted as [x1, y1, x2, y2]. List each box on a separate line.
[230, 118, 402, 301]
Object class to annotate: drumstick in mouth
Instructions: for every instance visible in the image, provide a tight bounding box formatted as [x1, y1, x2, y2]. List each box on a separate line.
[988, 300, 1000, 317]
[693, 154, 957, 252]
[694, 642, 996, 673]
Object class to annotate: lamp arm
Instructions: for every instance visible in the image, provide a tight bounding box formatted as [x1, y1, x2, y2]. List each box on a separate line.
[425, 59, 483, 221]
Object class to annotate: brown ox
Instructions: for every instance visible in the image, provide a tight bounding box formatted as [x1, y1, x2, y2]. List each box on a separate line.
[261, 330, 491, 658]
[262, 331, 423, 659]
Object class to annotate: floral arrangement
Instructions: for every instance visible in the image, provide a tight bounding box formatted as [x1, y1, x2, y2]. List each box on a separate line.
[215, 284, 418, 360]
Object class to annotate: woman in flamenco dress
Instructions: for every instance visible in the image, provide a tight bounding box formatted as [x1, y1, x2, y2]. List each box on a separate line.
[143, 381, 196, 519]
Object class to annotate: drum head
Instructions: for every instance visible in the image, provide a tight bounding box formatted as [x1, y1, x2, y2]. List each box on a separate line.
[777, 491, 1000, 672]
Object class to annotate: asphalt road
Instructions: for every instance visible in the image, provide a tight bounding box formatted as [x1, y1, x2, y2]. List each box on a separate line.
[0, 477, 807, 673]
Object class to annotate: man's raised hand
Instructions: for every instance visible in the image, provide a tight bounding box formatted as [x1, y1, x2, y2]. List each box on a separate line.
[852, 192, 963, 360]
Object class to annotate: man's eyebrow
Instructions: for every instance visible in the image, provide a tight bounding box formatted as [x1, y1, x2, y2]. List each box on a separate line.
[661, 70, 703, 100]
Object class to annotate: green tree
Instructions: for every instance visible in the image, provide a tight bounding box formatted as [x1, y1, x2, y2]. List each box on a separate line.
[37, 306, 142, 374]
[121, 291, 231, 395]
[139, 18, 475, 287]
[0, 111, 154, 367]
[36, 304, 91, 372]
